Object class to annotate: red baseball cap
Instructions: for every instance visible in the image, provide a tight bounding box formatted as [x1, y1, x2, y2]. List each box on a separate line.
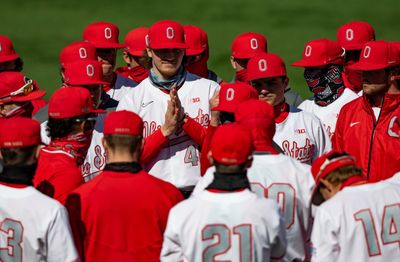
[291, 39, 344, 67]
[0, 72, 45, 104]
[210, 123, 253, 165]
[184, 25, 208, 56]
[63, 60, 108, 86]
[83, 21, 124, 49]
[311, 151, 357, 205]
[59, 42, 97, 66]
[349, 40, 400, 71]
[231, 32, 267, 59]
[48, 86, 105, 119]
[247, 53, 287, 81]
[0, 117, 41, 148]
[0, 35, 19, 63]
[148, 20, 186, 49]
[337, 21, 375, 51]
[124, 27, 149, 57]
[104, 110, 143, 136]
[212, 82, 258, 113]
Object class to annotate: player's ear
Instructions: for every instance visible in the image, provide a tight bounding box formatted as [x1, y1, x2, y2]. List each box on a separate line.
[34, 145, 41, 160]
[230, 56, 237, 70]
[122, 51, 131, 64]
[140, 137, 145, 152]
[246, 156, 253, 168]
[102, 137, 108, 150]
[207, 151, 214, 166]
[146, 47, 153, 58]
[283, 76, 289, 87]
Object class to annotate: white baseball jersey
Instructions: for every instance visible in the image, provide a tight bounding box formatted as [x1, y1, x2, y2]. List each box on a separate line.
[117, 73, 219, 188]
[81, 113, 106, 181]
[385, 172, 400, 185]
[298, 88, 358, 139]
[107, 73, 138, 102]
[311, 181, 400, 262]
[274, 106, 331, 165]
[161, 189, 287, 262]
[194, 153, 315, 262]
[0, 184, 78, 262]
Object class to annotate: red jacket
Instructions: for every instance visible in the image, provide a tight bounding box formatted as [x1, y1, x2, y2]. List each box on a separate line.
[34, 147, 84, 205]
[333, 93, 400, 182]
[66, 168, 183, 262]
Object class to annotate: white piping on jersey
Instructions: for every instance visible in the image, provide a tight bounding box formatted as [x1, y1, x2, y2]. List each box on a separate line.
[41, 148, 75, 159]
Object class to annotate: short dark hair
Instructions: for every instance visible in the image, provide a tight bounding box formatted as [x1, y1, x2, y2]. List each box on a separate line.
[47, 116, 82, 140]
[1, 146, 36, 166]
[104, 134, 142, 154]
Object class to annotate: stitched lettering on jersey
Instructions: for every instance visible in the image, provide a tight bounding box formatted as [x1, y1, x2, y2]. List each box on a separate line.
[94, 145, 106, 171]
[193, 109, 210, 127]
[143, 121, 161, 138]
[281, 138, 315, 163]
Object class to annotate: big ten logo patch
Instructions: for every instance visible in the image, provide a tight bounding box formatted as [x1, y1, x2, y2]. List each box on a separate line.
[295, 128, 306, 134]
[193, 108, 210, 127]
[143, 121, 161, 138]
[192, 97, 200, 103]
[281, 138, 315, 163]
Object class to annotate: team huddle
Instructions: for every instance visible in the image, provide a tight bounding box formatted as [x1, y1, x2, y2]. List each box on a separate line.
[0, 18, 399, 262]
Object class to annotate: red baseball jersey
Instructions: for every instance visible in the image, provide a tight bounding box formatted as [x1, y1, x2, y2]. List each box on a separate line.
[66, 169, 183, 261]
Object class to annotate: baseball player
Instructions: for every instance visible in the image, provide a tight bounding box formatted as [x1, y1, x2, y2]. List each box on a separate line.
[229, 32, 304, 107]
[194, 100, 315, 261]
[0, 35, 47, 115]
[184, 24, 222, 83]
[0, 117, 78, 262]
[292, 39, 359, 139]
[116, 27, 149, 83]
[82, 21, 137, 105]
[161, 123, 287, 262]
[66, 110, 183, 261]
[310, 151, 400, 261]
[0, 71, 46, 118]
[247, 52, 331, 164]
[117, 20, 219, 193]
[337, 21, 376, 93]
[333, 40, 400, 182]
[34, 87, 105, 204]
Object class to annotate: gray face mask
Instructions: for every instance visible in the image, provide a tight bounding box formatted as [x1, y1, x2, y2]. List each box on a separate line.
[149, 66, 186, 91]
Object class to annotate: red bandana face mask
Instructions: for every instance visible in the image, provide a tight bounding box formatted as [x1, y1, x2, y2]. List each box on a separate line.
[235, 68, 248, 83]
[185, 51, 209, 79]
[116, 65, 149, 83]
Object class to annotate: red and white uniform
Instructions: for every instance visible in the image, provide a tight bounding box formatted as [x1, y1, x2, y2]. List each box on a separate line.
[274, 105, 331, 165]
[34, 148, 83, 205]
[311, 181, 400, 262]
[194, 154, 314, 261]
[117, 73, 219, 188]
[161, 189, 286, 262]
[0, 183, 78, 261]
[298, 88, 358, 139]
[66, 169, 183, 262]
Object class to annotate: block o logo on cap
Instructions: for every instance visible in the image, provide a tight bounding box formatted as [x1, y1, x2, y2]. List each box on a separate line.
[79, 48, 87, 59]
[86, 64, 95, 76]
[104, 27, 112, 39]
[166, 27, 174, 40]
[305, 45, 312, 57]
[226, 88, 235, 101]
[346, 29, 354, 41]
[258, 59, 268, 72]
[250, 38, 258, 50]
[363, 46, 371, 58]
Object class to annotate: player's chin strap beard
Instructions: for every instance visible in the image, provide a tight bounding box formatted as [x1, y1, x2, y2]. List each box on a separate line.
[206, 171, 250, 192]
[0, 163, 37, 185]
[149, 66, 186, 91]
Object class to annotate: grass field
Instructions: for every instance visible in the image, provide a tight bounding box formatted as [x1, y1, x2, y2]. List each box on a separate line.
[1, 0, 399, 99]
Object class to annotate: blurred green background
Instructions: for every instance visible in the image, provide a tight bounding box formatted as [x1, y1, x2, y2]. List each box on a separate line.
[1, 0, 399, 99]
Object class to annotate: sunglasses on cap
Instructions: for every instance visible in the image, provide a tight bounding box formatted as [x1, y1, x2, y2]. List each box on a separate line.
[0, 79, 34, 102]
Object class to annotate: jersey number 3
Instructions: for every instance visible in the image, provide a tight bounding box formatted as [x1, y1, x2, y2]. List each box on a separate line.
[202, 224, 252, 261]
[0, 218, 23, 262]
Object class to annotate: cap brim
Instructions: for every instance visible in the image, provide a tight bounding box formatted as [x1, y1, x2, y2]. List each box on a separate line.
[232, 53, 255, 59]
[247, 73, 286, 81]
[291, 60, 327, 67]
[67, 80, 109, 86]
[91, 42, 125, 49]
[186, 48, 205, 56]
[11, 90, 46, 103]
[212, 103, 237, 113]
[0, 54, 20, 63]
[342, 43, 363, 51]
[127, 50, 145, 56]
[348, 61, 389, 71]
[150, 42, 187, 49]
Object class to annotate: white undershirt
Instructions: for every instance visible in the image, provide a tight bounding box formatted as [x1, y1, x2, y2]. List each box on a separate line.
[372, 107, 381, 120]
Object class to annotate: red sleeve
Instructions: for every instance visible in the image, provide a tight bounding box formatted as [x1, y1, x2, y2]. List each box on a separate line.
[65, 193, 85, 261]
[182, 117, 207, 146]
[141, 129, 168, 164]
[200, 125, 218, 176]
[332, 108, 346, 151]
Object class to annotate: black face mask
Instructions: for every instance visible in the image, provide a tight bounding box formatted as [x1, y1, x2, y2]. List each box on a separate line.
[0, 163, 38, 186]
[220, 111, 235, 124]
[206, 171, 250, 191]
